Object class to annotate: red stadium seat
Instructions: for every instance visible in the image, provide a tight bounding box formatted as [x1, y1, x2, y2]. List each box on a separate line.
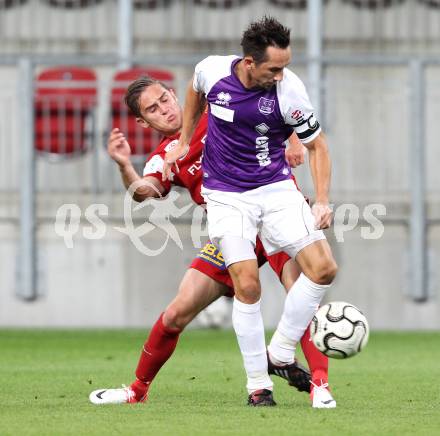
[132, 0, 173, 9]
[43, 0, 103, 8]
[342, 0, 404, 8]
[109, 68, 175, 158]
[0, 0, 28, 8]
[268, 0, 329, 8]
[418, 0, 440, 8]
[194, 0, 249, 8]
[267, 0, 307, 8]
[35, 67, 97, 158]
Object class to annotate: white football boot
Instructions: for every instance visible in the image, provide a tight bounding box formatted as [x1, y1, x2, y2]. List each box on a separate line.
[311, 381, 337, 408]
[89, 385, 146, 405]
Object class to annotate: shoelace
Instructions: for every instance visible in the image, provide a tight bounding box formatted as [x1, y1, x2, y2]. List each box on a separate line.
[311, 380, 329, 392]
[122, 384, 136, 402]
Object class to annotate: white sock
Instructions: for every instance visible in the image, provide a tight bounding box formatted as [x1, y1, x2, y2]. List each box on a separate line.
[232, 297, 273, 394]
[268, 273, 330, 365]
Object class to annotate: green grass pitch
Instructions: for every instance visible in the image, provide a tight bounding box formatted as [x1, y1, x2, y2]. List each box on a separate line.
[1, 329, 439, 436]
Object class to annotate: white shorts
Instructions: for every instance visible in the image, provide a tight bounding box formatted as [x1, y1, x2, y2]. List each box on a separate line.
[201, 179, 325, 265]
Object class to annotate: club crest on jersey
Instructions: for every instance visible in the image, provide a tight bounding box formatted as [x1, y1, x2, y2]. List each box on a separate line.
[164, 139, 179, 152]
[165, 139, 189, 160]
[215, 91, 231, 106]
[258, 97, 275, 115]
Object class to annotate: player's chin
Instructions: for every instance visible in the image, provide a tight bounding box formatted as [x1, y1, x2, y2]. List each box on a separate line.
[163, 120, 181, 133]
[262, 82, 275, 90]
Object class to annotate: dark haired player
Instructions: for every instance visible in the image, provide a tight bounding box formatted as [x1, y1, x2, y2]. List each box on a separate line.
[164, 16, 338, 407]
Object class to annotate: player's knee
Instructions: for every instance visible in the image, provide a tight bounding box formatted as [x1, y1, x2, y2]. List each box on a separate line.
[311, 259, 338, 285]
[234, 275, 261, 303]
[163, 305, 187, 331]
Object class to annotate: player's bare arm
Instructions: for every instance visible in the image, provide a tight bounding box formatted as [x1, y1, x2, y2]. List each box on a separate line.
[107, 128, 166, 202]
[285, 132, 306, 168]
[163, 78, 206, 181]
[303, 132, 333, 229]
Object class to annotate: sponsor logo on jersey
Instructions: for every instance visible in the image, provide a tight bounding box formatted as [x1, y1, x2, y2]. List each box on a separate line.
[197, 243, 227, 269]
[255, 136, 271, 167]
[210, 103, 234, 122]
[291, 109, 304, 122]
[215, 91, 232, 106]
[255, 123, 269, 135]
[188, 155, 202, 176]
[258, 97, 275, 115]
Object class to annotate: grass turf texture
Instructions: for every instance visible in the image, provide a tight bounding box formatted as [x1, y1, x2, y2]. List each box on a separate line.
[0, 330, 439, 436]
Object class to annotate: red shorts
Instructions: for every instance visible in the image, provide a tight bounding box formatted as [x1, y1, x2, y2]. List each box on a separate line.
[189, 238, 291, 297]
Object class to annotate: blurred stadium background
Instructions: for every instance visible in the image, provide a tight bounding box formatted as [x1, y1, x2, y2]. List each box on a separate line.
[0, 0, 439, 330]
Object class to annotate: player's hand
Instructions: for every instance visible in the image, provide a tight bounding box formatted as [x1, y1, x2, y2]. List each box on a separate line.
[285, 144, 306, 168]
[312, 202, 333, 230]
[107, 128, 131, 167]
[285, 134, 306, 168]
[163, 143, 189, 181]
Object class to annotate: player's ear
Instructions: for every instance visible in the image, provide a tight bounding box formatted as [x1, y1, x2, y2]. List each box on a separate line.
[243, 56, 254, 70]
[136, 117, 149, 128]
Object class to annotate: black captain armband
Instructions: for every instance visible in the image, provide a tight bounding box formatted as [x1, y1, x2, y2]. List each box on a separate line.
[294, 114, 320, 141]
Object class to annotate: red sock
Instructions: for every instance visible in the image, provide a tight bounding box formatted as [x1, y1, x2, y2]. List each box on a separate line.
[130, 313, 181, 401]
[300, 325, 329, 386]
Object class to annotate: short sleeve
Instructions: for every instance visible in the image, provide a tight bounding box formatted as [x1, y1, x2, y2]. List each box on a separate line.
[193, 55, 239, 96]
[193, 56, 211, 94]
[277, 69, 321, 144]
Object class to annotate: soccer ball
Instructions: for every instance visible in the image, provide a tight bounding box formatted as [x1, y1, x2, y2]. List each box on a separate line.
[310, 301, 370, 359]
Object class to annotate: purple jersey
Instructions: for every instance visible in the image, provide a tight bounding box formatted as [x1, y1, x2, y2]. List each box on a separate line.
[193, 55, 321, 192]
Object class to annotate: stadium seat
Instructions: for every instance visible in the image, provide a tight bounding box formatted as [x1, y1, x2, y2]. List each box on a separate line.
[418, 0, 440, 8]
[342, 0, 405, 8]
[132, 0, 173, 9]
[43, 0, 103, 8]
[109, 68, 175, 158]
[193, 0, 249, 8]
[0, 0, 28, 8]
[267, 0, 308, 8]
[35, 67, 97, 158]
[268, 0, 331, 8]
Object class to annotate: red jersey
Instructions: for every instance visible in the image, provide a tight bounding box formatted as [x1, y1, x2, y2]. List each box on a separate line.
[143, 113, 207, 205]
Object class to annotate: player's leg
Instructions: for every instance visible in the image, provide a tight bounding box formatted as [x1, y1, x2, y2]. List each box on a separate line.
[223, 244, 275, 406]
[263, 250, 327, 394]
[89, 265, 230, 405]
[268, 239, 337, 365]
[275, 257, 330, 387]
[254, 242, 312, 393]
[288, 240, 337, 407]
[269, 240, 337, 408]
[260, 181, 336, 369]
[202, 187, 274, 406]
[278, 257, 333, 405]
[131, 267, 230, 400]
